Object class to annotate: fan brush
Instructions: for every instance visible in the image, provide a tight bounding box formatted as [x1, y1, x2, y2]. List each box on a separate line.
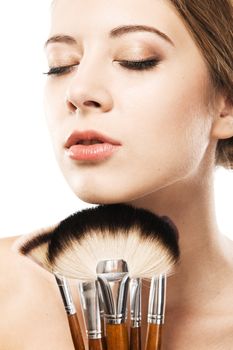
[18, 203, 180, 350]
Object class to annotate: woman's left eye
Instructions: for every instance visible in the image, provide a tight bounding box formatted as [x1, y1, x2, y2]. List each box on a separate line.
[118, 58, 160, 70]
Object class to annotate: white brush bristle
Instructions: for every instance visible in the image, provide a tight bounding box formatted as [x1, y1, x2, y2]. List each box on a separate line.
[52, 228, 176, 280]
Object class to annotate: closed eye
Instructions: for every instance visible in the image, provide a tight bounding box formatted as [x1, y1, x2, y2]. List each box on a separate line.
[43, 63, 79, 76]
[118, 58, 160, 70]
[43, 58, 160, 76]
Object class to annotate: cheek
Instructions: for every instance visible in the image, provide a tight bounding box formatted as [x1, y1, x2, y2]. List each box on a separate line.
[44, 81, 65, 124]
[120, 65, 212, 174]
[44, 81, 67, 150]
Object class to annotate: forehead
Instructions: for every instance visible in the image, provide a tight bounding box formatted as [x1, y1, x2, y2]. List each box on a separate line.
[49, 0, 189, 44]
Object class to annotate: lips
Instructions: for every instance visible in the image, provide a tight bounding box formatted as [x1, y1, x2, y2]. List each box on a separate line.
[65, 130, 122, 149]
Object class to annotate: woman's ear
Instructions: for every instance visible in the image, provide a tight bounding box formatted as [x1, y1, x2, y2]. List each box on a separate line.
[211, 94, 233, 140]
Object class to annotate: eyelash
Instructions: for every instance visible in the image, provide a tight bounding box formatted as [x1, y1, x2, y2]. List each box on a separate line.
[43, 58, 160, 76]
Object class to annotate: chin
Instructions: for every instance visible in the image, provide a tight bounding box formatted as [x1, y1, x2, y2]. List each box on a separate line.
[62, 167, 170, 205]
[69, 182, 144, 205]
[73, 190, 128, 205]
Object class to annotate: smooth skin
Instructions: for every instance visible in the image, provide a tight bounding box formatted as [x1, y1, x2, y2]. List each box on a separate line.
[1, 0, 233, 349]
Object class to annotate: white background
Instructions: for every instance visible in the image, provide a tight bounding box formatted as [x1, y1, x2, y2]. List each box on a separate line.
[0, 1, 232, 239]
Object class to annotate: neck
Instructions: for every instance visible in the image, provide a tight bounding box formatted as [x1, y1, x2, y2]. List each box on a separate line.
[127, 171, 233, 312]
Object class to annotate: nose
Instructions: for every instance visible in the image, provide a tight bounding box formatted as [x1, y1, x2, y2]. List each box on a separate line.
[65, 60, 113, 114]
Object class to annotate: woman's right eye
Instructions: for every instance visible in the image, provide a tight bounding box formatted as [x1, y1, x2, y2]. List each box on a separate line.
[43, 63, 79, 76]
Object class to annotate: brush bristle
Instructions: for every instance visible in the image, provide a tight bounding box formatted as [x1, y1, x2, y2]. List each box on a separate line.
[15, 227, 55, 271]
[47, 204, 180, 280]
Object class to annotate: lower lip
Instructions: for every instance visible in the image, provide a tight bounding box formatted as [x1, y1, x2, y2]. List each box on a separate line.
[66, 143, 121, 161]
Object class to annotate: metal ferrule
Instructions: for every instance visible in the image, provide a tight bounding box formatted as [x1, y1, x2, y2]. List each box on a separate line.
[147, 274, 167, 325]
[97, 260, 130, 325]
[130, 278, 142, 328]
[79, 281, 102, 340]
[54, 274, 76, 315]
[97, 281, 106, 335]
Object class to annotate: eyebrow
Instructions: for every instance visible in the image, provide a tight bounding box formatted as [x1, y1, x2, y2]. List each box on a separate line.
[44, 24, 175, 49]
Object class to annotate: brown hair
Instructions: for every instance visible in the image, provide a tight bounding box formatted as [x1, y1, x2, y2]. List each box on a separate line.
[168, 0, 233, 169]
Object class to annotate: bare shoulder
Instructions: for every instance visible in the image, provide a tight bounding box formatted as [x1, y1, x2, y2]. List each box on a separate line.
[0, 234, 75, 349]
[0, 236, 28, 343]
[223, 234, 233, 262]
[0, 234, 56, 299]
[0, 234, 19, 256]
[0, 235, 41, 306]
[0, 226, 58, 285]
[0, 234, 37, 277]
[0, 235, 22, 293]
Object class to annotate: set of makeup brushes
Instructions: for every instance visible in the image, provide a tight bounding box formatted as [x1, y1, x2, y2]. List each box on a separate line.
[18, 203, 180, 350]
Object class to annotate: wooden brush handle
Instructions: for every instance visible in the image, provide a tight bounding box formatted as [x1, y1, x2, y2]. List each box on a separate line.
[101, 336, 107, 350]
[68, 314, 85, 350]
[106, 323, 129, 350]
[88, 338, 107, 350]
[145, 323, 163, 350]
[130, 326, 141, 350]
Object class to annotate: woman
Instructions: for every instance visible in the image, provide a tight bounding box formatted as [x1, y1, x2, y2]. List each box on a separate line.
[0, 0, 232, 349]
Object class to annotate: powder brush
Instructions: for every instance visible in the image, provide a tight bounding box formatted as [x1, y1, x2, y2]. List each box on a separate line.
[18, 203, 180, 350]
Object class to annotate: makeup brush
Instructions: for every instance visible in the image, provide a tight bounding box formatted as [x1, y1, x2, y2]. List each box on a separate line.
[47, 203, 179, 349]
[145, 274, 166, 350]
[18, 203, 180, 350]
[130, 278, 142, 350]
[96, 259, 130, 350]
[78, 280, 106, 350]
[18, 229, 106, 350]
[18, 231, 85, 350]
[56, 274, 86, 350]
[145, 214, 180, 350]
[97, 282, 107, 348]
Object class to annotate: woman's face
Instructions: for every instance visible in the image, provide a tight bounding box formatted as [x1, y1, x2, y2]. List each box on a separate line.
[44, 0, 215, 204]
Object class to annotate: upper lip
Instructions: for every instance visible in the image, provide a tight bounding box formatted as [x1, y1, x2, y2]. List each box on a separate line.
[64, 130, 122, 148]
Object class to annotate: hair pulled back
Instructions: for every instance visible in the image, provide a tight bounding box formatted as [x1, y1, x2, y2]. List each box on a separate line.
[168, 0, 233, 169]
